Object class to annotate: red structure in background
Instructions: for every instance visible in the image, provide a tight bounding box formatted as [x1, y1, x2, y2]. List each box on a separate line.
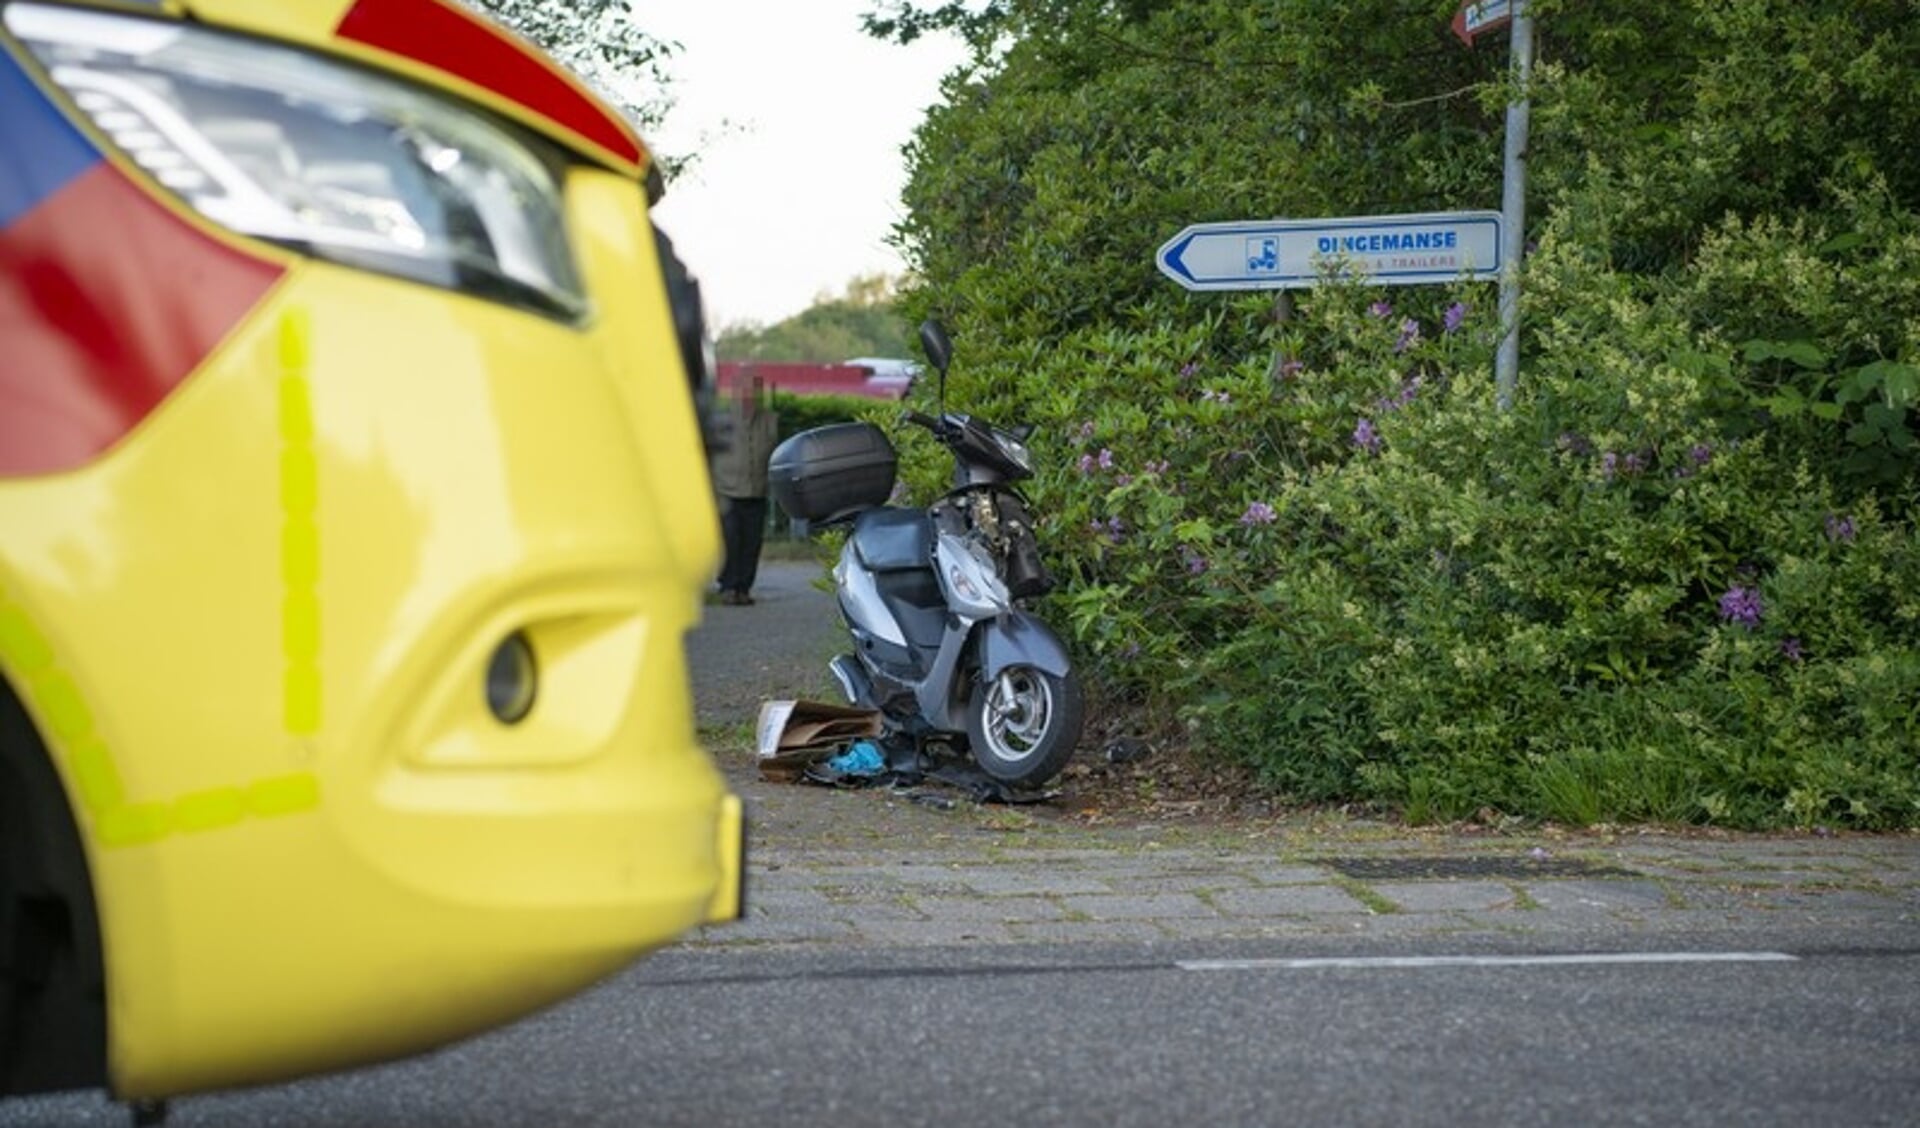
[716, 361, 912, 400]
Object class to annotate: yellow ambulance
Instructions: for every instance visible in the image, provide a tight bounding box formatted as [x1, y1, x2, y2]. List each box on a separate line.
[0, 0, 741, 1102]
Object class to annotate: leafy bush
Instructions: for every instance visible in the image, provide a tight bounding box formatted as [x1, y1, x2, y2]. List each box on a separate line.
[896, 231, 1917, 828]
[881, 0, 1920, 828]
[769, 391, 889, 444]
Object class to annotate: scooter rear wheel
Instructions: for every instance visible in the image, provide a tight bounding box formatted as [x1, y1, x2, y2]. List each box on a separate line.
[965, 665, 1083, 788]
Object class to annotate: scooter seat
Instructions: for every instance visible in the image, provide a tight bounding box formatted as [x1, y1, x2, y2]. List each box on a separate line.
[850, 507, 934, 572]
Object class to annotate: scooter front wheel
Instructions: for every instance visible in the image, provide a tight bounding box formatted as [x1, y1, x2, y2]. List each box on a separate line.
[965, 665, 1083, 788]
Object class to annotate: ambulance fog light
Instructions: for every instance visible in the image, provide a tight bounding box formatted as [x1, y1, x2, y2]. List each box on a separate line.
[484, 633, 538, 725]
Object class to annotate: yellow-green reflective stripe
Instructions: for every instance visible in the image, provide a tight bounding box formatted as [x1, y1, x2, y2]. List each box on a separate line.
[248, 773, 320, 816]
[97, 803, 171, 849]
[0, 585, 120, 823]
[1, 587, 322, 849]
[68, 737, 123, 813]
[0, 604, 52, 672]
[279, 310, 323, 735]
[2, 545, 323, 849]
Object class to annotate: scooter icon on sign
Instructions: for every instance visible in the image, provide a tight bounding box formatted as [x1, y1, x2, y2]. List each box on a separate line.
[1246, 236, 1279, 273]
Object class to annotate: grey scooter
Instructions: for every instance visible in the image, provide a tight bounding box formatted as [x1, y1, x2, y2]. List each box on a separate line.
[768, 321, 1083, 789]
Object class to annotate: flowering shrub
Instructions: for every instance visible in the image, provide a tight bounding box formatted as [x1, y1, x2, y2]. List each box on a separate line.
[881, 0, 1920, 830]
[895, 221, 1917, 830]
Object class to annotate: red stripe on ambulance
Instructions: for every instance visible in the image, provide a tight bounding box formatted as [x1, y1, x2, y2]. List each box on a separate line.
[0, 164, 283, 476]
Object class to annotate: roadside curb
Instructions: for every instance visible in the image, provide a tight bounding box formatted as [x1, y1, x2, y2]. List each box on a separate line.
[692, 815, 1920, 950]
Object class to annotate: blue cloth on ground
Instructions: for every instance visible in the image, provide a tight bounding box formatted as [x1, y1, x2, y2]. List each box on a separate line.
[825, 740, 885, 776]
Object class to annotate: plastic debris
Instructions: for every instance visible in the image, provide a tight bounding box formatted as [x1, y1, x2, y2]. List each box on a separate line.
[825, 740, 885, 777]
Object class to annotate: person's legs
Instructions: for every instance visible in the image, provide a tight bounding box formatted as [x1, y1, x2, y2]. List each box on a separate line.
[717, 496, 749, 596]
[730, 496, 769, 599]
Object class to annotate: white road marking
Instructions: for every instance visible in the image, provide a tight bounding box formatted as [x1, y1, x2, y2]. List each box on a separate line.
[1177, 952, 1799, 972]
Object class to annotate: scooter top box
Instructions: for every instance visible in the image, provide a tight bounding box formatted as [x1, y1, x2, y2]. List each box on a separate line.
[769, 421, 898, 524]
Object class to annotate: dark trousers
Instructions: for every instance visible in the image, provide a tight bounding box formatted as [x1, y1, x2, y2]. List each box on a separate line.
[718, 495, 769, 595]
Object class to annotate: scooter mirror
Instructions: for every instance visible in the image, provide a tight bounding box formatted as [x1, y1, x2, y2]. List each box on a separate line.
[918, 319, 953, 378]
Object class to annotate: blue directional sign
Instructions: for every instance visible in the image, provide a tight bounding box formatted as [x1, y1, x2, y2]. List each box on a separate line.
[1155, 211, 1503, 292]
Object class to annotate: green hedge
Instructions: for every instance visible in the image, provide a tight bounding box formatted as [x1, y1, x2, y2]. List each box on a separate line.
[881, 0, 1920, 830]
[769, 391, 892, 445]
[903, 196, 1918, 830]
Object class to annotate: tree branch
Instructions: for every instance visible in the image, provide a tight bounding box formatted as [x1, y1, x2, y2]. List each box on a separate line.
[1378, 83, 1485, 110]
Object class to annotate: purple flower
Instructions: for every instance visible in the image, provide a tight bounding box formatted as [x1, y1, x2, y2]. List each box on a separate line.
[1352, 418, 1382, 455]
[1115, 473, 1134, 487]
[1377, 375, 1423, 413]
[1718, 585, 1764, 630]
[1394, 318, 1421, 354]
[1097, 448, 1114, 470]
[1089, 516, 1125, 544]
[1824, 514, 1857, 543]
[1076, 453, 1095, 474]
[1601, 451, 1646, 479]
[1179, 362, 1199, 380]
[1179, 545, 1209, 576]
[1277, 359, 1304, 379]
[1443, 302, 1469, 333]
[1780, 637, 1805, 662]
[1369, 301, 1393, 319]
[1143, 459, 1170, 476]
[1201, 389, 1232, 405]
[1239, 501, 1276, 527]
[1674, 443, 1714, 479]
[1076, 420, 1096, 442]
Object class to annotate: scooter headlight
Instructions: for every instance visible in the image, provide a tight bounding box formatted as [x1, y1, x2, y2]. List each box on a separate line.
[935, 533, 1009, 621]
[993, 428, 1035, 475]
[8, 2, 586, 321]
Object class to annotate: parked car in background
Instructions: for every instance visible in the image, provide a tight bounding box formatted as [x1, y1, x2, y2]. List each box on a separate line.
[842, 357, 920, 398]
[1, 0, 740, 1107]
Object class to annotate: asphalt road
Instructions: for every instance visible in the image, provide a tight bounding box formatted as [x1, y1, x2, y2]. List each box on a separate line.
[7, 558, 1918, 1126]
[9, 934, 1918, 1126]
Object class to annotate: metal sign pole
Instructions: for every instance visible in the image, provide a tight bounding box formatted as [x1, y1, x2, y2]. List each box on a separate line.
[1494, 1, 1533, 410]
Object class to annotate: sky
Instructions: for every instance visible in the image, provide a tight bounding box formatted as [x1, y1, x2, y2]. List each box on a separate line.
[634, 2, 970, 330]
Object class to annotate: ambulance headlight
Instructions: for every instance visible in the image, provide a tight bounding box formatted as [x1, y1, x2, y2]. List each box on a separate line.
[9, 2, 587, 321]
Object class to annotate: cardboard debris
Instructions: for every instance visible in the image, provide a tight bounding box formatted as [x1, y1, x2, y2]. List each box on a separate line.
[754, 699, 883, 781]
